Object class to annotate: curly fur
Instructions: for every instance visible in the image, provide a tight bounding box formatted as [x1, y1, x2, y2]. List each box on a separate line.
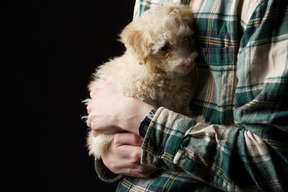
[85, 4, 198, 160]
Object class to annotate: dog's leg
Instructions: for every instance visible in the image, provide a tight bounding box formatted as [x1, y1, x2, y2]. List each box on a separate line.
[87, 131, 114, 159]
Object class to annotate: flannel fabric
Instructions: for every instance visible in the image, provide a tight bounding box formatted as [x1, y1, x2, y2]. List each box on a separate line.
[95, 0, 288, 191]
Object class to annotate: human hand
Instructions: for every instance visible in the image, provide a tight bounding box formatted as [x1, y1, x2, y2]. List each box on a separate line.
[102, 132, 158, 178]
[86, 76, 154, 136]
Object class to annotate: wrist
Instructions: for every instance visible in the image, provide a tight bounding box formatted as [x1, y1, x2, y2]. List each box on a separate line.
[119, 98, 154, 135]
[133, 102, 154, 136]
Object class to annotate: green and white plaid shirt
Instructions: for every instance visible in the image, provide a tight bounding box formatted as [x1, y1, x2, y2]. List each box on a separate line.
[95, 0, 288, 191]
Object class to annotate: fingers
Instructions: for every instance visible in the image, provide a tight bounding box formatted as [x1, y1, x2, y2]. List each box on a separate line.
[85, 81, 122, 133]
[88, 115, 119, 134]
[113, 132, 143, 146]
[102, 144, 158, 178]
[100, 132, 159, 178]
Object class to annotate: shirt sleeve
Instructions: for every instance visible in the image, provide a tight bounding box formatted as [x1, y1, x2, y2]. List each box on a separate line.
[141, 0, 288, 191]
[94, 159, 123, 182]
[141, 107, 287, 191]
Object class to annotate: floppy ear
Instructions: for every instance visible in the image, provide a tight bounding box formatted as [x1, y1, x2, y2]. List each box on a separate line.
[119, 23, 151, 63]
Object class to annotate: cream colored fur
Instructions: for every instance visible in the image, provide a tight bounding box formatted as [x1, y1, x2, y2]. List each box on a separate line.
[85, 5, 198, 160]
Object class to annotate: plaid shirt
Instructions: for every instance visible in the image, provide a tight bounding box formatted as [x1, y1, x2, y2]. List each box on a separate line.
[95, 0, 288, 191]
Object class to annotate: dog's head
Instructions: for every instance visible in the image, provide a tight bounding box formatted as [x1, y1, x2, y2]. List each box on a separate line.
[120, 5, 198, 75]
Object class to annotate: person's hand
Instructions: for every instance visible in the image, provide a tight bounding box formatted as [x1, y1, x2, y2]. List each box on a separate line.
[86, 76, 154, 136]
[102, 132, 158, 178]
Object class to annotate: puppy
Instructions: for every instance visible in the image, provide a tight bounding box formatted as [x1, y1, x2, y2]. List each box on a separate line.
[85, 5, 198, 160]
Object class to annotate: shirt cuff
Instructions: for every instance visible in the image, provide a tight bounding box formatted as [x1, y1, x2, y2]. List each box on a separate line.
[139, 108, 156, 137]
[94, 159, 123, 183]
[140, 107, 197, 169]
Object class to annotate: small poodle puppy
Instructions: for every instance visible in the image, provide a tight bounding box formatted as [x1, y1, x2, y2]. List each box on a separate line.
[85, 4, 198, 160]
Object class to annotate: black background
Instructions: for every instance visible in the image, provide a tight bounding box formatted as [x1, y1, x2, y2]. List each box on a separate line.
[7, 1, 135, 191]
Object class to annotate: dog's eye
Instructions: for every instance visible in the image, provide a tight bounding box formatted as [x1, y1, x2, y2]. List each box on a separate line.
[161, 45, 169, 52]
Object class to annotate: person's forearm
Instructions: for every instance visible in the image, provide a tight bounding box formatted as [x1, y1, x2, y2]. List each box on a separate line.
[141, 107, 288, 191]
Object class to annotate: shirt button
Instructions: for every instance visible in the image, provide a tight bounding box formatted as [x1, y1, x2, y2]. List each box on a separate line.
[155, 161, 162, 168]
[207, 172, 214, 182]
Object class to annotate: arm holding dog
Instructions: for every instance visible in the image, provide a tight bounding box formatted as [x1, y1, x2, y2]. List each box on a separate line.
[88, 72, 287, 190]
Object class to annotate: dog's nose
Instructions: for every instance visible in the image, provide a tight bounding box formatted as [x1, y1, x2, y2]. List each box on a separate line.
[184, 60, 194, 69]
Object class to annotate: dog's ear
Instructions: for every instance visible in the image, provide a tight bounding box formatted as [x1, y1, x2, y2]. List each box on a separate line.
[119, 23, 151, 64]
